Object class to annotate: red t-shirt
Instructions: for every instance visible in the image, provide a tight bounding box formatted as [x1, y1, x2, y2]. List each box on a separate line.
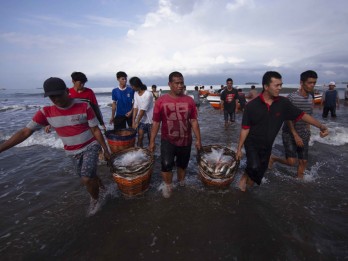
[27, 100, 98, 155]
[69, 87, 98, 105]
[152, 94, 198, 146]
[69, 87, 105, 125]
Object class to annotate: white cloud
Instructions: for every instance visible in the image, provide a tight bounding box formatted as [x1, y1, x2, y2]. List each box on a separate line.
[265, 59, 282, 68]
[1, 0, 348, 87]
[323, 71, 337, 76]
[226, 0, 255, 11]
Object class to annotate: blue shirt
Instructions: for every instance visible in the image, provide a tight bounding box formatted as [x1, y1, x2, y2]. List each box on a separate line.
[111, 85, 134, 116]
[323, 89, 338, 107]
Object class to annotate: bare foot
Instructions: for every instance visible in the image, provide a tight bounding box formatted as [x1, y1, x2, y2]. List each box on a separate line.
[238, 174, 248, 192]
[97, 177, 105, 190]
[98, 149, 105, 161]
[162, 184, 173, 198]
[268, 156, 275, 169]
[296, 174, 304, 180]
[246, 176, 254, 187]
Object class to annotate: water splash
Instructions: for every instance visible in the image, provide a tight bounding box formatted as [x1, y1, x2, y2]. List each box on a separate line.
[303, 161, 325, 183]
[86, 183, 119, 217]
[310, 123, 348, 146]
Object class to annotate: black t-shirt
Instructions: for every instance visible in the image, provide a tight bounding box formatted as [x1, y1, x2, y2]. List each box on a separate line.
[220, 88, 239, 111]
[242, 94, 304, 147]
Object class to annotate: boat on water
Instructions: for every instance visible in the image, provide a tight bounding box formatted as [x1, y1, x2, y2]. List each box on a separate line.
[205, 93, 221, 109]
[198, 90, 210, 98]
[313, 93, 322, 104]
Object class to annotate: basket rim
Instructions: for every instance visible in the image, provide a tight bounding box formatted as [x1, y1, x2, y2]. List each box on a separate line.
[110, 147, 154, 175]
[113, 167, 152, 180]
[105, 128, 136, 140]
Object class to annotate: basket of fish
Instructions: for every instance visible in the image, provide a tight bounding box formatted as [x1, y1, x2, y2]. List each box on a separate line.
[197, 145, 239, 189]
[110, 147, 154, 197]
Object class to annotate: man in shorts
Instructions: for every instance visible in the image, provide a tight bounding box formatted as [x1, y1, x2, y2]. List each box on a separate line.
[268, 70, 319, 179]
[130, 76, 154, 147]
[110, 71, 134, 130]
[149, 71, 202, 198]
[321, 81, 340, 118]
[236, 71, 328, 191]
[220, 78, 239, 127]
[0, 77, 111, 206]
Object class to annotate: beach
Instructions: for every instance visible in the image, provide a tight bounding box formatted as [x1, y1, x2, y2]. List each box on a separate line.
[0, 87, 348, 260]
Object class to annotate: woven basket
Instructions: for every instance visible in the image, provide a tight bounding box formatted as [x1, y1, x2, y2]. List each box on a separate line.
[110, 147, 154, 197]
[197, 145, 239, 189]
[198, 166, 234, 188]
[105, 128, 136, 153]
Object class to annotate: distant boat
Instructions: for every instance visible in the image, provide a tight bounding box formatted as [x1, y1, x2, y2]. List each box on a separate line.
[206, 93, 247, 111]
[198, 90, 210, 98]
[313, 90, 322, 104]
[206, 93, 221, 109]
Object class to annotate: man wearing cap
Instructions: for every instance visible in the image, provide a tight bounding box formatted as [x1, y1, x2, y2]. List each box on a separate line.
[45, 72, 106, 133]
[321, 81, 340, 118]
[0, 77, 111, 207]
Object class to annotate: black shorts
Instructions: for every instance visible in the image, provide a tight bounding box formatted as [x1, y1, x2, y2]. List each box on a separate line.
[113, 115, 132, 130]
[244, 143, 272, 185]
[160, 139, 191, 172]
[282, 132, 309, 160]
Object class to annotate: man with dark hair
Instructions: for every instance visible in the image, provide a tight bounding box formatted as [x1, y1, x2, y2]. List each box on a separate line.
[151, 84, 159, 101]
[237, 89, 247, 111]
[220, 78, 239, 128]
[245, 85, 258, 100]
[149, 71, 202, 198]
[110, 71, 134, 130]
[269, 70, 320, 179]
[236, 71, 328, 191]
[0, 77, 111, 208]
[69, 72, 106, 131]
[193, 86, 200, 109]
[130, 77, 154, 147]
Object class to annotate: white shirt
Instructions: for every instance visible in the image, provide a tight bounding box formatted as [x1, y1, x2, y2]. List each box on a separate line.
[133, 90, 154, 124]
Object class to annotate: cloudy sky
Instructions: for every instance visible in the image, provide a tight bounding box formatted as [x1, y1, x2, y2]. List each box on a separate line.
[1, 0, 347, 88]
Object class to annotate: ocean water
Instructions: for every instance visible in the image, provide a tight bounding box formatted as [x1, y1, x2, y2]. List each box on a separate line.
[0, 87, 347, 260]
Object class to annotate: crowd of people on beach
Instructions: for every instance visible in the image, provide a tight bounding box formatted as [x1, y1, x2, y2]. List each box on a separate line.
[0, 69, 333, 206]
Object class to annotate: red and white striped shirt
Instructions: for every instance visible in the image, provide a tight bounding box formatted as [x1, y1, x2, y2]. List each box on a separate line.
[26, 99, 99, 155]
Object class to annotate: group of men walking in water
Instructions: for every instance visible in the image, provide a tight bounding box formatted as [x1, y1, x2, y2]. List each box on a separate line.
[0, 70, 330, 205]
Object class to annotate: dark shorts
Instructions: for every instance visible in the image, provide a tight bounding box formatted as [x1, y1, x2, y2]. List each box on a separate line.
[114, 115, 132, 130]
[71, 143, 101, 178]
[322, 106, 336, 118]
[160, 139, 191, 172]
[282, 132, 309, 160]
[244, 143, 272, 185]
[138, 122, 152, 133]
[223, 109, 236, 122]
